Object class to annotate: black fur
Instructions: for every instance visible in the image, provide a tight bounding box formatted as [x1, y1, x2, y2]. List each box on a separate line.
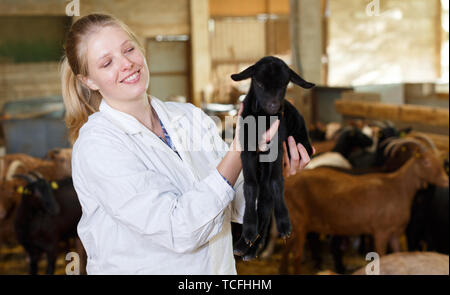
[231, 56, 314, 260]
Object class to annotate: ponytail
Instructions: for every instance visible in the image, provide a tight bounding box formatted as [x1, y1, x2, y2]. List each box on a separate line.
[61, 57, 101, 145]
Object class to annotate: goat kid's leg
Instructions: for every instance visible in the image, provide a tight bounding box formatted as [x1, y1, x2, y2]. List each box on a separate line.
[242, 183, 274, 261]
[260, 213, 278, 259]
[269, 149, 291, 238]
[234, 152, 259, 255]
[273, 178, 291, 238]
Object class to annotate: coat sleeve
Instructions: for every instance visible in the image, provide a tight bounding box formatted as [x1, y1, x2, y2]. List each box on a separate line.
[72, 131, 236, 254]
[194, 105, 246, 224]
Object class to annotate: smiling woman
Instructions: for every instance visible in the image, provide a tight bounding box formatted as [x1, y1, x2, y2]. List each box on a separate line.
[60, 13, 310, 275]
[61, 14, 149, 143]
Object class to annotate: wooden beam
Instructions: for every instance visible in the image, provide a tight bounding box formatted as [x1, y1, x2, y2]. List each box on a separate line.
[335, 100, 449, 128]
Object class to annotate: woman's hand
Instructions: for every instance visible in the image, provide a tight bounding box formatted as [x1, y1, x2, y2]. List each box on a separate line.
[283, 137, 315, 177]
[231, 103, 280, 153]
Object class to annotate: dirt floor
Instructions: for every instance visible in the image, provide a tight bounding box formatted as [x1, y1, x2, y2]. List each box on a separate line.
[0, 237, 368, 275]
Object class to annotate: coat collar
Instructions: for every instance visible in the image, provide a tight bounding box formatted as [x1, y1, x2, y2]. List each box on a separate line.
[99, 96, 203, 182]
[98, 96, 183, 136]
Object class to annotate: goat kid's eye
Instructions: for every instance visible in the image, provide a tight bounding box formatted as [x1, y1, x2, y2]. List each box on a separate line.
[255, 81, 264, 89]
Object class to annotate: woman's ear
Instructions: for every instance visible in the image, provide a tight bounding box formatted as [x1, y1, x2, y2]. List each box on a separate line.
[77, 74, 100, 91]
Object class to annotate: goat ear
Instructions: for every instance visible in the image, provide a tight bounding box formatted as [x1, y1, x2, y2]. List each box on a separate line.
[399, 127, 412, 137]
[289, 69, 315, 89]
[231, 65, 255, 81]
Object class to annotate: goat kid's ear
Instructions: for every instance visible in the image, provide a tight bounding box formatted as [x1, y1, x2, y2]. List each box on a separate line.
[231, 65, 255, 81]
[289, 69, 315, 89]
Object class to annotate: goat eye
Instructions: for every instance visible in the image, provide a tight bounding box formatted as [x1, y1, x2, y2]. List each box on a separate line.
[255, 81, 264, 89]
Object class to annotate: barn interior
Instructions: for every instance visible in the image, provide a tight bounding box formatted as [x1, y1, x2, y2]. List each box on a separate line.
[0, 0, 448, 275]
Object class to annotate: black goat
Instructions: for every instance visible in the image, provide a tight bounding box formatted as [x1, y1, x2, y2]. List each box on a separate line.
[231, 56, 314, 260]
[13, 172, 82, 274]
[348, 121, 412, 170]
[406, 158, 449, 254]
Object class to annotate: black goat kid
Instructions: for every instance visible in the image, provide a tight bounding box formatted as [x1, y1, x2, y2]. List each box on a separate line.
[231, 56, 314, 260]
[13, 172, 81, 275]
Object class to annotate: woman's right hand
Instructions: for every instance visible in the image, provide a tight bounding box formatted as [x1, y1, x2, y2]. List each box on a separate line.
[230, 103, 280, 153]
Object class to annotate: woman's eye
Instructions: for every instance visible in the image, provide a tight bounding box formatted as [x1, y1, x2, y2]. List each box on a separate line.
[126, 47, 134, 53]
[103, 60, 111, 68]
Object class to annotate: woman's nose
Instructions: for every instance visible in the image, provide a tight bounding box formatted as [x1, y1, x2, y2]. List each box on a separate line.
[120, 56, 134, 71]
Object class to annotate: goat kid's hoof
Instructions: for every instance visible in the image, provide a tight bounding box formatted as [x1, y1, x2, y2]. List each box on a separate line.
[243, 253, 258, 262]
[233, 249, 245, 257]
[278, 223, 292, 239]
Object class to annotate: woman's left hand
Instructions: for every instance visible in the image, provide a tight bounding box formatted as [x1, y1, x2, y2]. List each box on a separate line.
[282, 136, 315, 177]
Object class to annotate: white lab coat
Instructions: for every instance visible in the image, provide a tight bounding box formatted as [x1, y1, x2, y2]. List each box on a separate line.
[72, 96, 245, 275]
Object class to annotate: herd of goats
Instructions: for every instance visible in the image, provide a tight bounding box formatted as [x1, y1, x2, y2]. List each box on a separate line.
[0, 119, 448, 275]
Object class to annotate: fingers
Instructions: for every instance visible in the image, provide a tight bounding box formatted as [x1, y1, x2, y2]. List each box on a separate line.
[282, 141, 290, 175]
[237, 103, 244, 117]
[284, 139, 313, 177]
[259, 119, 280, 151]
[287, 136, 300, 175]
[297, 143, 311, 169]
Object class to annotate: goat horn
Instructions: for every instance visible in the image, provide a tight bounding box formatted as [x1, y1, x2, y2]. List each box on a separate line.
[371, 120, 388, 128]
[408, 134, 437, 151]
[379, 137, 396, 148]
[6, 160, 26, 181]
[388, 138, 428, 157]
[384, 120, 395, 128]
[384, 138, 406, 157]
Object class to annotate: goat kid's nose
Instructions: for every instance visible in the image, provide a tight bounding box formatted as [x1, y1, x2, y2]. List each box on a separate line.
[269, 102, 280, 109]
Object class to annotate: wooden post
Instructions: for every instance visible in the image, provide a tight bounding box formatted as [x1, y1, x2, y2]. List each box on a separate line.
[289, 0, 325, 126]
[190, 0, 211, 107]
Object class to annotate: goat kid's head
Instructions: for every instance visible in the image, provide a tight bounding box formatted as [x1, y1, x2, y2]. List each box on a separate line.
[231, 56, 315, 115]
[12, 172, 60, 216]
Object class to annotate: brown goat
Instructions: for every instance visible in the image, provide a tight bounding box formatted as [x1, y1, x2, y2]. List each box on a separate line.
[0, 150, 72, 246]
[280, 140, 449, 274]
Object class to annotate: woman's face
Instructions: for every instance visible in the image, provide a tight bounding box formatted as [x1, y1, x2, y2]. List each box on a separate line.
[82, 25, 149, 104]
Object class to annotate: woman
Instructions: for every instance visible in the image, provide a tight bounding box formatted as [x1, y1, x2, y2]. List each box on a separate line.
[62, 13, 312, 275]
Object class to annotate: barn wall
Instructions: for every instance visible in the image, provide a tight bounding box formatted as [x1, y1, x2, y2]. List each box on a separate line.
[328, 0, 441, 86]
[0, 0, 191, 106]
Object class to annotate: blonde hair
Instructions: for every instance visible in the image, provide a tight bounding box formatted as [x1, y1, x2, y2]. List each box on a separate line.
[61, 13, 144, 144]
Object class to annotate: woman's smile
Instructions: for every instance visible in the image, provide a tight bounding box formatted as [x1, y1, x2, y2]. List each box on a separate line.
[120, 69, 141, 84]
